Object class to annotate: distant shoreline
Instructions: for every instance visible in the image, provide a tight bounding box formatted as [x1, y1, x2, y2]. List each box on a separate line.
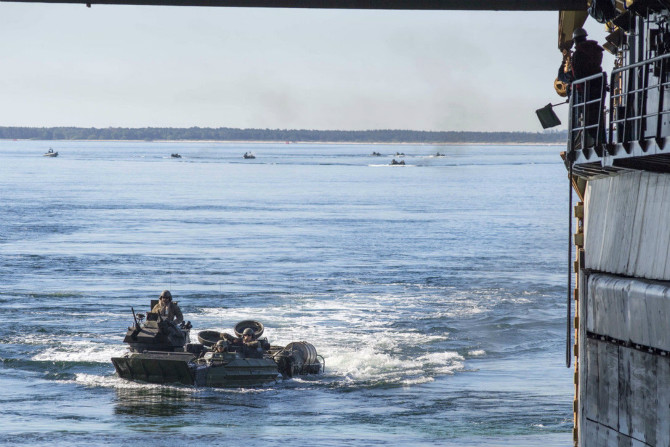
[2, 138, 566, 146]
[0, 126, 568, 145]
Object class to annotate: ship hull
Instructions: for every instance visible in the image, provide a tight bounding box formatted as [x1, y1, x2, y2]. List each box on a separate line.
[574, 171, 670, 446]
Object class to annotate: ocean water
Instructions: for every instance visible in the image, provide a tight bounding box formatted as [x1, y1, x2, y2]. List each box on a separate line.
[0, 140, 573, 446]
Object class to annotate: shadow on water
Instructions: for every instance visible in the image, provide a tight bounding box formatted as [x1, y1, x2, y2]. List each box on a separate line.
[113, 385, 275, 420]
[114, 387, 197, 417]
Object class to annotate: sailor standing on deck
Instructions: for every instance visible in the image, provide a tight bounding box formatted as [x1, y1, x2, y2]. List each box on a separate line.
[571, 28, 604, 82]
[151, 290, 184, 324]
[571, 27, 605, 145]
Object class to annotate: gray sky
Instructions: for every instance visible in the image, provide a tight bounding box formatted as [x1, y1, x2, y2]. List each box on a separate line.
[0, 4, 611, 131]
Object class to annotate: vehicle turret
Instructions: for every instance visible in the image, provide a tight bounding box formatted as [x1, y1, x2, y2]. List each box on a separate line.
[122, 306, 191, 353]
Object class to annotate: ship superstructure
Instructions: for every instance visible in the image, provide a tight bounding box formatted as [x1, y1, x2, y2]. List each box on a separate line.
[562, 2, 670, 446]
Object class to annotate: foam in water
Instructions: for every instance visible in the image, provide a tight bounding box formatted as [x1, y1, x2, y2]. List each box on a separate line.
[32, 339, 126, 364]
[194, 296, 471, 385]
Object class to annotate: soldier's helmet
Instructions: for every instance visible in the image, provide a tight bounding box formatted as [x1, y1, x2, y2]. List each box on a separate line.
[160, 290, 172, 301]
[572, 28, 588, 40]
[242, 328, 255, 337]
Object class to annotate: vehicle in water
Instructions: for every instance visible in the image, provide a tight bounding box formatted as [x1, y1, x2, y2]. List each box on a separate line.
[111, 304, 323, 387]
[170, 153, 182, 158]
[43, 148, 58, 157]
[243, 152, 256, 159]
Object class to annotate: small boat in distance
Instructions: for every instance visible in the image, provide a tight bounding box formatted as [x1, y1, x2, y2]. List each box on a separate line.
[390, 159, 405, 166]
[171, 153, 182, 158]
[243, 152, 256, 159]
[371, 151, 382, 156]
[435, 152, 445, 157]
[43, 148, 58, 157]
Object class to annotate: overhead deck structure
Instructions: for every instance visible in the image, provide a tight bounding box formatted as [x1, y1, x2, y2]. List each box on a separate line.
[0, 0, 587, 10]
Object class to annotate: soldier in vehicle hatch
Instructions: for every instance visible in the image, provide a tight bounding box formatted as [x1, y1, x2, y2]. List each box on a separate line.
[220, 327, 255, 345]
[151, 290, 184, 324]
[240, 328, 268, 358]
[219, 328, 268, 358]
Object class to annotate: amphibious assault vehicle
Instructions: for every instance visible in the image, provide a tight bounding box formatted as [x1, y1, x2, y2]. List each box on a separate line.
[111, 304, 323, 387]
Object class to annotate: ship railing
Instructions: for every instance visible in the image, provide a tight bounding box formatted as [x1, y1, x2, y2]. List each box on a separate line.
[568, 72, 608, 159]
[609, 53, 670, 149]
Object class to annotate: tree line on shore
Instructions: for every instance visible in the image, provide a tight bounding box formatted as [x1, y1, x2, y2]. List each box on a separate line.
[0, 126, 567, 144]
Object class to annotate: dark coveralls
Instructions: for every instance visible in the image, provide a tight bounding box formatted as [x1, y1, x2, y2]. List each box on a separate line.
[571, 39, 605, 145]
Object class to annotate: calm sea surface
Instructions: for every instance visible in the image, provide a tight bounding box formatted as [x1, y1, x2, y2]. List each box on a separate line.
[0, 140, 572, 446]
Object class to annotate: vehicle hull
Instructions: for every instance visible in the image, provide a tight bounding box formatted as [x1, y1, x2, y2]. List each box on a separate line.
[112, 351, 280, 387]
